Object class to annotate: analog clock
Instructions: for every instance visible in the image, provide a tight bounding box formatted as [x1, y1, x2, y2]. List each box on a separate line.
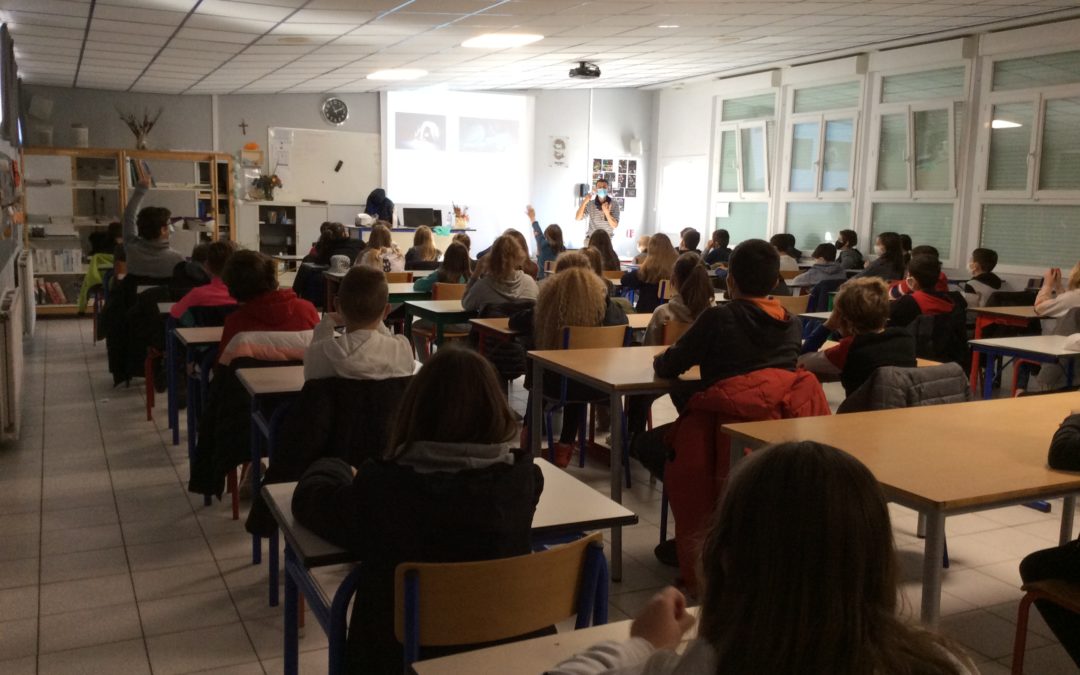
[321, 97, 349, 125]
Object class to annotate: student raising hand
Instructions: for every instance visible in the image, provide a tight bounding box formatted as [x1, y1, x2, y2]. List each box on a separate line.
[630, 587, 696, 650]
[525, 204, 536, 222]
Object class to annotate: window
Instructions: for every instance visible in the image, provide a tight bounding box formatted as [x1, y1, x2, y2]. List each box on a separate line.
[992, 50, 1080, 92]
[714, 202, 768, 245]
[786, 202, 851, 251]
[981, 204, 1080, 267]
[872, 203, 955, 259]
[712, 92, 777, 239]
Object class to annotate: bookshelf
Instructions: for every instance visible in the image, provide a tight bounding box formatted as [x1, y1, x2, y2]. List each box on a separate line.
[21, 146, 235, 317]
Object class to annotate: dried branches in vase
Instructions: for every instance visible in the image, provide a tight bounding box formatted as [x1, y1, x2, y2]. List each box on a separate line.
[117, 107, 163, 150]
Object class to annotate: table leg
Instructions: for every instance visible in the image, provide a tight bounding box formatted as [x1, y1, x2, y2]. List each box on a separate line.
[530, 359, 543, 458]
[920, 510, 946, 627]
[269, 529, 279, 607]
[436, 317, 445, 347]
[283, 546, 299, 675]
[609, 390, 624, 582]
[251, 398, 262, 565]
[167, 326, 179, 445]
[1068, 359, 1076, 389]
[1061, 495, 1076, 545]
[404, 306, 413, 343]
[982, 349, 995, 400]
[729, 438, 748, 474]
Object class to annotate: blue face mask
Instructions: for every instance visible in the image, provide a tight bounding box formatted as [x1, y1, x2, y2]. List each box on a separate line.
[596, 189, 608, 199]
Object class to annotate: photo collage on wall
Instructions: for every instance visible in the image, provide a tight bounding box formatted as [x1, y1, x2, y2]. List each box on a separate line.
[591, 157, 638, 212]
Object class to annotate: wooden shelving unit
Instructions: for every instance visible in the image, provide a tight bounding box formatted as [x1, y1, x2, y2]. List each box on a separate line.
[21, 146, 235, 317]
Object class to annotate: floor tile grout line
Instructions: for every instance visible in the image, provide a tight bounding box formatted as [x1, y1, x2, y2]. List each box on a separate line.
[33, 320, 48, 674]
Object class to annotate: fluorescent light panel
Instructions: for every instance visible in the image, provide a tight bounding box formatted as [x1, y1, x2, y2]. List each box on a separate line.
[462, 33, 544, 49]
[991, 119, 1022, 129]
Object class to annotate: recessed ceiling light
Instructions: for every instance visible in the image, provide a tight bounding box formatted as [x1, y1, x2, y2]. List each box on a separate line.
[991, 119, 1022, 129]
[657, 25, 679, 29]
[367, 69, 427, 81]
[462, 33, 544, 49]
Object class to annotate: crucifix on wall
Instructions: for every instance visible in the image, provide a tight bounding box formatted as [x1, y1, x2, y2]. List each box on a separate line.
[239, 119, 249, 135]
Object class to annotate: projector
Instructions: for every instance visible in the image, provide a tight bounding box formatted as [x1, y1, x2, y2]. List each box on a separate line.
[569, 61, 601, 79]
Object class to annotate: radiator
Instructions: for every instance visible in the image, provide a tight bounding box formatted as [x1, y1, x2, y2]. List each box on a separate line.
[18, 249, 34, 337]
[0, 288, 23, 441]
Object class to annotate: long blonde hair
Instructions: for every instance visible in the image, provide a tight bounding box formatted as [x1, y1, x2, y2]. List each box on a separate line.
[1069, 261, 1080, 291]
[639, 233, 678, 283]
[533, 267, 608, 350]
[412, 225, 438, 261]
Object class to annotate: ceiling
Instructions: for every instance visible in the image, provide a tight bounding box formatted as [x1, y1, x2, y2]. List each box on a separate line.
[3, 0, 1080, 95]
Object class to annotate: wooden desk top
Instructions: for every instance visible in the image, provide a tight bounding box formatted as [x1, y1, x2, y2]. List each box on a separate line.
[388, 282, 427, 296]
[471, 313, 653, 335]
[236, 365, 305, 397]
[174, 326, 223, 347]
[405, 299, 466, 313]
[800, 311, 832, 321]
[972, 305, 1039, 320]
[272, 254, 305, 261]
[262, 459, 638, 569]
[723, 392, 1080, 511]
[969, 335, 1078, 358]
[529, 346, 700, 394]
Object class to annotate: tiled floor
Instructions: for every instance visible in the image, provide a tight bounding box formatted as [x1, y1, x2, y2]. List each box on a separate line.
[0, 318, 1077, 674]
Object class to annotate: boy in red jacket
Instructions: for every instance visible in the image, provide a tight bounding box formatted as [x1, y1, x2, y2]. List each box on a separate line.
[888, 253, 966, 327]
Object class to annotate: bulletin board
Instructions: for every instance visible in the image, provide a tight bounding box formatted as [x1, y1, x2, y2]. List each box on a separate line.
[267, 127, 381, 205]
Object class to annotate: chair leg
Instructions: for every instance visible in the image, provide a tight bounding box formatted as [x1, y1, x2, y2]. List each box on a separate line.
[578, 404, 588, 468]
[544, 410, 555, 462]
[659, 487, 669, 543]
[228, 467, 239, 520]
[144, 356, 154, 421]
[943, 536, 949, 569]
[1012, 591, 1039, 674]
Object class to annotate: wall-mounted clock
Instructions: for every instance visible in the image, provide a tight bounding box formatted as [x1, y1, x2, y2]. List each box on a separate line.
[321, 97, 349, 125]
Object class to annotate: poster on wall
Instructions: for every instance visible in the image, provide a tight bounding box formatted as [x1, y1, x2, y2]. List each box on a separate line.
[549, 136, 568, 168]
[591, 155, 641, 238]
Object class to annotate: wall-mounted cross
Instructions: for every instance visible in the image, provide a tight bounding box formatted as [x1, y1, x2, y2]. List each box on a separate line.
[239, 119, 249, 135]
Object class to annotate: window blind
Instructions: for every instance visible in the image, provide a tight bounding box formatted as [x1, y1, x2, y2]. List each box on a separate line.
[982, 204, 1080, 268]
[993, 50, 1080, 92]
[871, 203, 954, 259]
[786, 202, 851, 251]
[715, 202, 768, 245]
[722, 93, 775, 121]
[793, 81, 860, 114]
[881, 67, 966, 103]
[1039, 97, 1080, 191]
[986, 102, 1033, 191]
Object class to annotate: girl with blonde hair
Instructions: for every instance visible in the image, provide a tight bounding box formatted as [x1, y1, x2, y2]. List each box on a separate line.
[621, 233, 678, 313]
[461, 234, 539, 312]
[356, 223, 405, 273]
[405, 225, 441, 268]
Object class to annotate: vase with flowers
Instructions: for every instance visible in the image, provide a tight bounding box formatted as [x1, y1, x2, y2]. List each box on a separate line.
[253, 174, 283, 201]
[452, 203, 469, 229]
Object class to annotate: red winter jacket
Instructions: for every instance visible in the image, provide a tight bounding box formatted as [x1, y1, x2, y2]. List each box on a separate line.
[217, 289, 320, 362]
[664, 368, 830, 591]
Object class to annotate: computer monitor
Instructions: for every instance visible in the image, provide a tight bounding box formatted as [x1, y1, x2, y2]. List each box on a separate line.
[402, 207, 440, 229]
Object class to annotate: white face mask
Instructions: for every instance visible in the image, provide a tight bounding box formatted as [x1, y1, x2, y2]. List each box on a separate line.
[875, 245, 885, 256]
[968, 261, 978, 275]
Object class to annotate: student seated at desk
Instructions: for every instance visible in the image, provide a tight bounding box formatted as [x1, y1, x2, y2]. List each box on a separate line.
[798, 278, 916, 396]
[291, 347, 543, 673]
[505, 228, 541, 279]
[404, 225, 441, 270]
[305, 266, 414, 381]
[527, 204, 565, 279]
[356, 223, 405, 273]
[587, 229, 622, 272]
[462, 234, 539, 312]
[888, 254, 965, 328]
[412, 242, 471, 292]
[677, 228, 701, 256]
[621, 233, 677, 314]
[703, 229, 731, 267]
[889, 245, 949, 299]
[962, 247, 1015, 308]
[854, 231, 907, 282]
[1035, 261, 1080, 333]
[835, 228, 864, 270]
[309, 222, 365, 266]
[169, 241, 238, 325]
[551, 442, 976, 675]
[218, 250, 320, 358]
[634, 234, 650, 265]
[769, 233, 800, 272]
[123, 162, 186, 278]
[642, 253, 712, 346]
[790, 243, 847, 287]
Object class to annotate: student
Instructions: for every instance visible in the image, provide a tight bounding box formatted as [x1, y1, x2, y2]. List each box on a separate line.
[363, 187, 395, 223]
[621, 233, 678, 314]
[310, 222, 365, 266]
[404, 225, 441, 268]
[505, 228, 541, 279]
[901, 233, 913, 261]
[855, 231, 907, 282]
[123, 164, 185, 278]
[527, 205, 564, 278]
[1033, 262, 1080, 333]
[835, 229, 864, 270]
[413, 242, 471, 292]
[962, 247, 1014, 307]
[678, 228, 701, 256]
[789, 243, 847, 286]
[304, 267, 414, 382]
[532, 267, 628, 466]
[588, 229, 622, 272]
[291, 347, 542, 673]
[461, 234, 539, 312]
[703, 229, 731, 267]
[550, 442, 976, 675]
[356, 223, 405, 273]
[452, 232, 475, 272]
[888, 253, 964, 327]
[643, 253, 713, 346]
[889, 245, 949, 299]
[769, 233, 799, 271]
[169, 240, 238, 323]
[218, 250, 320, 357]
[633, 234, 651, 265]
[798, 278, 916, 396]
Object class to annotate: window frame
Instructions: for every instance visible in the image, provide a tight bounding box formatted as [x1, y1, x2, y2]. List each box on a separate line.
[782, 111, 859, 201]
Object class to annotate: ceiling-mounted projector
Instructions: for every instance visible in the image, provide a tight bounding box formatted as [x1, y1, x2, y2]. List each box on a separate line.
[569, 61, 601, 79]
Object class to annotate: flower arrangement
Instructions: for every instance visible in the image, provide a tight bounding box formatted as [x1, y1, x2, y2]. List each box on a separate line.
[116, 107, 162, 150]
[452, 203, 469, 229]
[253, 174, 283, 201]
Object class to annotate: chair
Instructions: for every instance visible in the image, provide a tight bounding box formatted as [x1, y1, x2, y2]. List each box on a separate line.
[544, 260, 555, 274]
[386, 271, 413, 283]
[411, 283, 468, 359]
[780, 269, 802, 280]
[1012, 579, 1080, 674]
[602, 270, 622, 281]
[661, 320, 691, 345]
[806, 277, 846, 313]
[657, 279, 673, 303]
[394, 533, 609, 670]
[775, 293, 810, 315]
[908, 295, 969, 368]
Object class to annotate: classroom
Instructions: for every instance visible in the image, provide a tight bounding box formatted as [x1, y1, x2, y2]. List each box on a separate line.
[2, 0, 1080, 673]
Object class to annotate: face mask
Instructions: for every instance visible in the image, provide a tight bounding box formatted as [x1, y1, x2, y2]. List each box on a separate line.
[596, 189, 608, 199]
[876, 245, 885, 256]
[968, 262, 978, 275]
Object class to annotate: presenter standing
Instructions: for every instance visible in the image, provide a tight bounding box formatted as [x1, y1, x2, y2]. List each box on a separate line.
[575, 178, 620, 240]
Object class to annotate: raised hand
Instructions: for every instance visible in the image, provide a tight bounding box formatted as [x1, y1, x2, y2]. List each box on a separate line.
[526, 205, 536, 222]
[629, 587, 696, 650]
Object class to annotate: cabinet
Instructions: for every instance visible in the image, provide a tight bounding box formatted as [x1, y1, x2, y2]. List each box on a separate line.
[237, 202, 332, 258]
[21, 146, 235, 317]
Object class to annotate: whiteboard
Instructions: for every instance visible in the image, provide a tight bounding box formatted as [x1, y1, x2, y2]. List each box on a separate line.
[267, 127, 381, 205]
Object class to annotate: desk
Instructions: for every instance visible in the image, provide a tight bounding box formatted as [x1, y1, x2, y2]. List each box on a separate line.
[722, 392, 1080, 626]
[528, 346, 700, 580]
[470, 313, 652, 343]
[403, 300, 474, 346]
[273, 254, 305, 270]
[800, 311, 832, 322]
[386, 282, 428, 303]
[264, 459, 638, 675]
[174, 326, 224, 459]
[969, 335, 1078, 399]
[969, 306, 1040, 392]
[323, 270, 344, 310]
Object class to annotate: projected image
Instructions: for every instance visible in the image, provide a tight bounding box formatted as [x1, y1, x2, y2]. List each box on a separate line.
[460, 117, 519, 152]
[396, 112, 446, 151]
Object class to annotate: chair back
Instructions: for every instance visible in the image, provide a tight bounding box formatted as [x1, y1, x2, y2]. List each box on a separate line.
[601, 270, 622, 281]
[561, 324, 630, 350]
[780, 269, 801, 280]
[906, 295, 969, 367]
[386, 271, 413, 283]
[986, 289, 1037, 307]
[775, 293, 810, 315]
[394, 533, 608, 665]
[657, 279, 673, 302]
[544, 260, 555, 273]
[807, 277, 846, 313]
[661, 320, 691, 345]
[838, 363, 971, 414]
[432, 282, 466, 301]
